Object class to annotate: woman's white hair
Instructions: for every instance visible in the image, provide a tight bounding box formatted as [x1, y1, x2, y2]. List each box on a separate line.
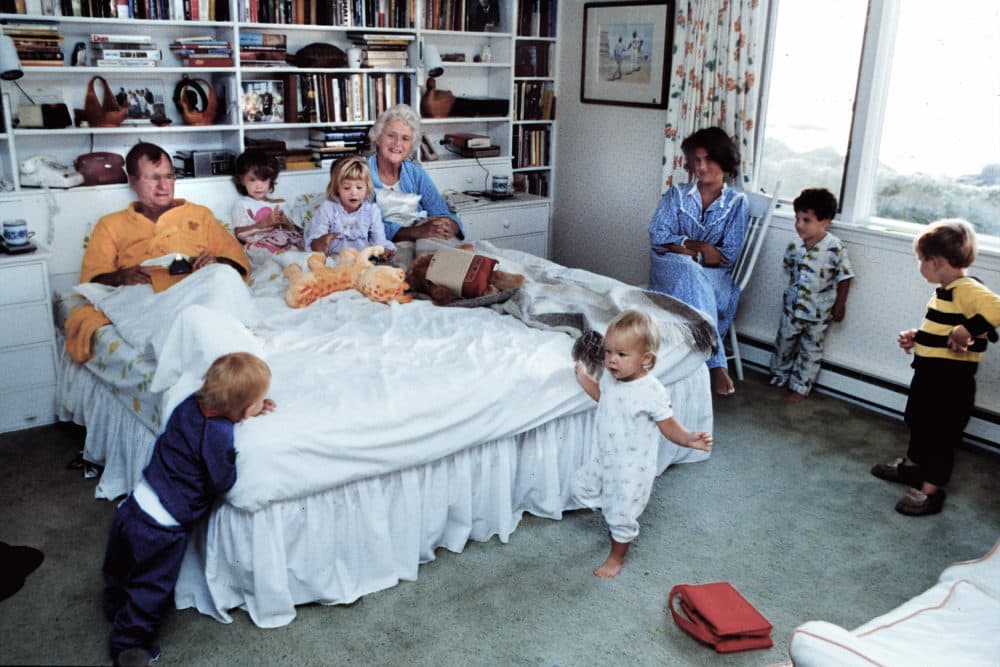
[368, 104, 421, 158]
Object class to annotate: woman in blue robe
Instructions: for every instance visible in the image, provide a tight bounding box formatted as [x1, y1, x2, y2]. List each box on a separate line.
[648, 127, 749, 395]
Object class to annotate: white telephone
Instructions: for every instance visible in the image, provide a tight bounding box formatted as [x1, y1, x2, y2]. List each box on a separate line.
[19, 155, 85, 189]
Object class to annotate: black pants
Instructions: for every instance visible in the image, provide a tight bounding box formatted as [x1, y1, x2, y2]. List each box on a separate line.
[904, 358, 976, 487]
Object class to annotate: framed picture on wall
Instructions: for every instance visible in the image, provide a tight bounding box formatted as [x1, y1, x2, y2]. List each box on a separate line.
[580, 1, 674, 108]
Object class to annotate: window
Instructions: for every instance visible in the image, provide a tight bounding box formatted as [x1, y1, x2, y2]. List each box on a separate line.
[758, 0, 1000, 240]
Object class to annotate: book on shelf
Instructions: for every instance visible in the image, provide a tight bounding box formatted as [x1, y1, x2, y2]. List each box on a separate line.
[239, 50, 288, 62]
[347, 32, 414, 45]
[183, 55, 234, 67]
[444, 132, 490, 149]
[239, 31, 287, 47]
[452, 145, 500, 159]
[17, 50, 64, 60]
[465, 0, 501, 31]
[90, 41, 154, 51]
[239, 0, 408, 27]
[517, 0, 556, 38]
[309, 138, 366, 148]
[515, 42, 550, 77]
[97, 49, 162, 59]
[96, 58, 156, 66]
[313, 144, 367, 158]
[308, 127, 368, 141]
[364, 59, 408, 69]
[172, 34, 217, 43]
[91, 33, 153, 43]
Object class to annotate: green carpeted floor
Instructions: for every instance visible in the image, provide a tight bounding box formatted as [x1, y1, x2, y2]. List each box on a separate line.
[1, 371, 997, 666]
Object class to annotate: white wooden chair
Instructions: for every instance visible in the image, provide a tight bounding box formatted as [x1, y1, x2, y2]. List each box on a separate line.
[726, 181, 782, 381]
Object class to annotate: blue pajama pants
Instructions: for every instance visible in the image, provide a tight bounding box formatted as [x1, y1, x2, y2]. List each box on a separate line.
[649, 251, 735, 369]
[103, 495, 188, 659]
[769, 313, 829, 395]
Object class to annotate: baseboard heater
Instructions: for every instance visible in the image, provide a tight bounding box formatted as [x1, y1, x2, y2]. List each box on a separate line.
[736, 335, 999, 453]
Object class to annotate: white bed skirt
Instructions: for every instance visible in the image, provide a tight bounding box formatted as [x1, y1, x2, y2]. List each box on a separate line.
[57, 339, 713, 628]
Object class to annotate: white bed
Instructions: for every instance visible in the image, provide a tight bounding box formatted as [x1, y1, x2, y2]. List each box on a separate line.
[56, 242, 715, 628]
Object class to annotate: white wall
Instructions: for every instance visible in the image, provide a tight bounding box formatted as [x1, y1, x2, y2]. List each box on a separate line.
[551, 1, 665, 286]
[551, 1, 999, 442]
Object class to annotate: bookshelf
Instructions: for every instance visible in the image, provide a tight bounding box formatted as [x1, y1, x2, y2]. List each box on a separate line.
[0, 0, 559, 206]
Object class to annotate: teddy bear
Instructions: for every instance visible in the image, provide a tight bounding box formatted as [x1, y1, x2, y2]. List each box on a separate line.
[284, 246, 410, 307]
[405, 244, 525, 306]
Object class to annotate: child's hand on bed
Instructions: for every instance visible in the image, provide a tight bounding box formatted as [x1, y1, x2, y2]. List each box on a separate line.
[686, 431, 713, 452]
[257, 398, 276, 416]
[310, 232, 340, 253]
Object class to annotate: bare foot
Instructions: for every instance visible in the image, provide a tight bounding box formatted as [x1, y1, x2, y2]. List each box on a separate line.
[594, 555, 625, 578]
[784, 391, 807, 403]
[710, 367, 735, 396]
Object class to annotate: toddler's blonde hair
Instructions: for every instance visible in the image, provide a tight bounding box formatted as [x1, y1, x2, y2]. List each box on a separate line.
[606, 309, 661, 369]
[326, 155, 374, 202]
[198, 352, 271, 419]
[914, 218, 977, 269]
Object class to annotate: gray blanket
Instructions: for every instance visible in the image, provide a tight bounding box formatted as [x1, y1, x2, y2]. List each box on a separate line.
[477, 242, 718, 358]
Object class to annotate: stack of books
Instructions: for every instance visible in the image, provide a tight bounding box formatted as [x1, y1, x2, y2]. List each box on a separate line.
[90, 33, 160, 68]
[239, 31, 287, 67]
[347, 32, 412, 69]
[3, 22, 64, 67]
[514, 81, 555, 121]
[245, 137, 287, 170]
[284, 148, 316, 171]
[169, 35, 233, 67]
[308, 126, 369, 167]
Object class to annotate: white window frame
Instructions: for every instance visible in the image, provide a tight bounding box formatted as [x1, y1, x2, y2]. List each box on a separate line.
[756, 0, 1000, 252]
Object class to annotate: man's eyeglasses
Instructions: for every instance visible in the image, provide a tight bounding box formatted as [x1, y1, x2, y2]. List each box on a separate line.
[139, 173, 176, 183]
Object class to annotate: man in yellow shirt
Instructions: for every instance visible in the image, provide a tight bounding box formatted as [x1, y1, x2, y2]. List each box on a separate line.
[66, 142, 250, 362]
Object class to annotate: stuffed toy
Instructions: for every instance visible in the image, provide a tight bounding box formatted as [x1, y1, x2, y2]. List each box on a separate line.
[283, 263, 321, 308]
[356, 264, 412, 304]
[285, 246, 410, 307]
[572, 331, 605, 381]
[406, 243, 525, 306]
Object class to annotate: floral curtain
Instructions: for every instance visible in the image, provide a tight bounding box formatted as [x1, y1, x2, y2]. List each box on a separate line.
[661, 0, 766, 190]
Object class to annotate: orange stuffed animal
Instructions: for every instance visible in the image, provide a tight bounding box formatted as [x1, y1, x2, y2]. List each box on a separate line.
[285, 246, 410, 307]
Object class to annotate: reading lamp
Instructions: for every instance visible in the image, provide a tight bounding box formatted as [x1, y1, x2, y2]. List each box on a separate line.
[0, 34, 23, 80]
[422, 43, 444, 79]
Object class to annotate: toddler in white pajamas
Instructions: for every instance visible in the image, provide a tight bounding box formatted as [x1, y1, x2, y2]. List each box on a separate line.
[571, 309, 713, 579]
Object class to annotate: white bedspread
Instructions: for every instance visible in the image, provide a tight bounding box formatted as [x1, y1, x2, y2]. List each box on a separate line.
[68, 246, 712, 513]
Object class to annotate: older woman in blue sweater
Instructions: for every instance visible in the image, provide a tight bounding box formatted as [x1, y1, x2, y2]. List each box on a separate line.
[366, 104, 465, 244]
[649, 127, 749, 396]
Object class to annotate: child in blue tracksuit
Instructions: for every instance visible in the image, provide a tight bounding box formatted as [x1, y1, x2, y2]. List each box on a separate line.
[770, 188, 853, 402]
[103, 352, 274, 665]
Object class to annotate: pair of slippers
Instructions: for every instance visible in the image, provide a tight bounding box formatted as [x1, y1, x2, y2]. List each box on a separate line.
[870, 458, 946, 516]
[0, 542, 44, 602]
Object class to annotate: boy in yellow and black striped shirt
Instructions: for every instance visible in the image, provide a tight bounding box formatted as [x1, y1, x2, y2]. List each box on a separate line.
[871, 219, 999, 516]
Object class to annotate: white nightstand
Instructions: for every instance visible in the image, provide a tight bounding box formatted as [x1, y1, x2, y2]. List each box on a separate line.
[0, 247, 59, 432]
[455, 194, 550, 258]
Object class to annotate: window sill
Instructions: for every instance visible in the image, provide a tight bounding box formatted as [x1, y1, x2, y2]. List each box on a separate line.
[771, 209, 1000, 265]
